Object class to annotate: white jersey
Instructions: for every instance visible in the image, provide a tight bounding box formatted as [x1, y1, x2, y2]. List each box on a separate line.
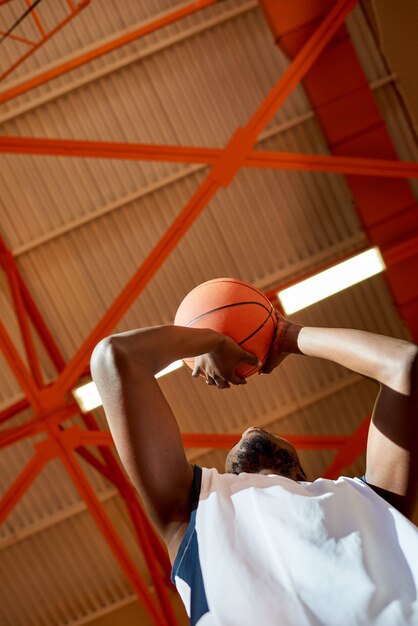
[171, 467, 418, 625]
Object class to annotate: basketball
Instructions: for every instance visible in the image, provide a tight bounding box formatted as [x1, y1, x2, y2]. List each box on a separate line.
[174, 278, 278, 377]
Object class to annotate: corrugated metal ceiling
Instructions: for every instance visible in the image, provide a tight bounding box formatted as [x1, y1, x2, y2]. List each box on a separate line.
[0, 1, 416, 624]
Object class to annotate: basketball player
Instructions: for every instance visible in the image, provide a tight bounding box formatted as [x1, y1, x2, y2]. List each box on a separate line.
[91, 315, 418, 625]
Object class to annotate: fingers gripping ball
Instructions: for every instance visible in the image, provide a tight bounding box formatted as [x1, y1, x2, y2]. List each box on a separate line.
[174, 278, 278, 377]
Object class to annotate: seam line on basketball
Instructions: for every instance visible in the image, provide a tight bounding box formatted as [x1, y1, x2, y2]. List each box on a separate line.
[238, 306, 277, 347]
[185, 301, 271, 327]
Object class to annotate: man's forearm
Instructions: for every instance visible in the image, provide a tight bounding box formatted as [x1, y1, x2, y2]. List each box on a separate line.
[282, 323, 417, 394]
[102, 325, 223, 375]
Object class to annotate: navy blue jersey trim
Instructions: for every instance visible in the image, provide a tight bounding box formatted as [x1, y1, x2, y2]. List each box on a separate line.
[190, 464, 203, 510]
[171, 466, 209, 625]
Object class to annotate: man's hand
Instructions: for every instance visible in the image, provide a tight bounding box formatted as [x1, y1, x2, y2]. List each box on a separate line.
[192, 336, 259, 388]
[260, 312, 302, 374]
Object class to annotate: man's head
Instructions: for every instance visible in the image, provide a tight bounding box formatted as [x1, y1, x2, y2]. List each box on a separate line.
[225, 427, 307, 481]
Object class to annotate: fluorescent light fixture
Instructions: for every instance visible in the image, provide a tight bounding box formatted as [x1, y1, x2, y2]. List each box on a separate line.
[155, 360, 184, 379]
[73, 381, 102, 413]
[278, 247, 385, 314]
[73, 361, 184, 412]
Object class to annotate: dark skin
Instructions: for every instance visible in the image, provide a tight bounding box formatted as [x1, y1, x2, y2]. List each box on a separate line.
[225, 427, 307, 481]
[90, 316, 418, 562]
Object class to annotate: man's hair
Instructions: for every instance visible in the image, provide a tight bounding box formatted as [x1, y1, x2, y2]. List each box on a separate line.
[230, 433, 306, 480]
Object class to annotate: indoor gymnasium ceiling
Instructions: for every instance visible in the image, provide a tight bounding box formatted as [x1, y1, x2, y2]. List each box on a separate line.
[0, 1, 417, 625]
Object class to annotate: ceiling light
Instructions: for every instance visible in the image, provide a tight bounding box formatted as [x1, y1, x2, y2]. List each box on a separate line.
[73, 361, 184, 412]
[155, 360, 184, 378]
[277, 247, 385, 314]
[72, 381, 102, 413]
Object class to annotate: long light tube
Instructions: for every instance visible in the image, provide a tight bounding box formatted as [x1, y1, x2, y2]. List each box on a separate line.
[277, 247, 385, 315]
[73, 360, 184, 413]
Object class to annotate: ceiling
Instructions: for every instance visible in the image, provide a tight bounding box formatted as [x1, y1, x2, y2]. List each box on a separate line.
[0, 1, 417, 625]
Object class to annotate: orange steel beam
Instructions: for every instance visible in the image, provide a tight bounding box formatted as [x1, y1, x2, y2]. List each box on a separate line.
[0, 232, 175, 613]
[60, 436, 177, 626]
[0, 412, 41, 449]
[249, 150, 418, 179]
[0, 415, 175, 616]
[104, 477, 178, 622]
[247, 0, 358, 138]
[0, 452, 47, 525]
[0, 1, 91, 83]
[79, 415, 173, 580]
[63, 425, 177, 625]
[9, 208, 418, 429]
[0, 231, 172, 585]
[52, 177, 218, 398]
[0, 426, 360, 529]
[0, 425, 350, 452]
[79, 411, 173, 577]
[0, 403, 79, 450]
[16, 267, 67, 373]
[37, 0, 359, 400]
[72, 445, 115, 482]
[0, 31, 36, 46]
[120, 486, 173, 583]
[25, 0, 47, 38]
[0, 6, 367, 616]
[36, 431, 168, 626]
[0, 0, 218, 103]
[0, 398, 30, 425]
[0, 319, 44, 412]
[0, 237, 44, 386]
[322, 417, 371, 479]
[2, 135, 418, 179]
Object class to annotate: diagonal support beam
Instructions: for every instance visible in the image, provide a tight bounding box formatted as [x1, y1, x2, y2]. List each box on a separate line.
[79, 411, 173, 579]
[52, 177, 219, 396]
[247, 0, 358, 136]
[16, 268, 67, 373]
[0, 319, 43, 412]
[33, 433, 169, 626]
[0, 398, 30, 425]
[0, 235, 44, 386]
[0, 452, 47, 525]
[0, 233, 174, 600]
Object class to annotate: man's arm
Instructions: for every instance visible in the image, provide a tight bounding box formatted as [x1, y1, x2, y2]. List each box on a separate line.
[264, 321, 418, 519]
[90, 326, 258, 555]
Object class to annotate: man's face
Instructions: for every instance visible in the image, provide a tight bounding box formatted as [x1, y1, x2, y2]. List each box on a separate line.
[225, 427, 307, 481]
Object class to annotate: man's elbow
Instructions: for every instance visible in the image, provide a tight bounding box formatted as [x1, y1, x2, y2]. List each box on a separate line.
[386, 342, 418, 396]
[90, 336, 122, 379]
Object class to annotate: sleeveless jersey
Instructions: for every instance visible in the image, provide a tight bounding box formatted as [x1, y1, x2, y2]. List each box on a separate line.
[172, 467, 418, 625]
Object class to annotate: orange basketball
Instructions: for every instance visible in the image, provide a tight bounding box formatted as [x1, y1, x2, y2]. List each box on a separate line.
[174, 278, 278, 377]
